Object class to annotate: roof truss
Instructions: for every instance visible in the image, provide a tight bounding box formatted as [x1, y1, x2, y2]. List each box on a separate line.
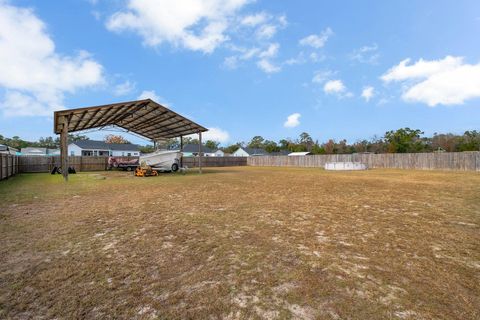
[54, 99, 208, 140]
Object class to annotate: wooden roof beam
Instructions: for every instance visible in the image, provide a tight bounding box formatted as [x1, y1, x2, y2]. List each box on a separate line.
[105, 102, 149, 126]
[98, 103, 134, 126]
[71, 109, 89, 131]
[130, 113, 178, 132]
[141, 122, 198, 137]
[139, 120, 191, 135]
[118, 104, 160, 127]
[82, 106, 121, 130]
[121, 109, 170, 129]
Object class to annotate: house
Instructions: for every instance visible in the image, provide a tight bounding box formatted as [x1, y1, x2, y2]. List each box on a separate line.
[232, 147, 269, 157]
[288, 152, 312, 156]
[20, 147, 60, 156]
[214, 149, 225, 157]
[68, 140, 140, 157]
[0, 144, 18, 155]
[181, 144, 216, 157]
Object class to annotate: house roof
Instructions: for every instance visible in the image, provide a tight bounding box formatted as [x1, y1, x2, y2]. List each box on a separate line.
[53, 99, 208, 140]
[72, 140, 140, 151]
[21, 147, 47, 154]
[270, 150, 290, 156]
[242, 147, 269, 155]
[181, 143, 214, 153]
[107, 143, 140, 151]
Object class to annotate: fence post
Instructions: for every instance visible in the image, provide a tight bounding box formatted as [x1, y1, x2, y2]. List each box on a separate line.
[476, 152, 480, 172]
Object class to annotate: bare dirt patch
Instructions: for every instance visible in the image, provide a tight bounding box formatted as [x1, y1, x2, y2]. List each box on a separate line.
[0, 168, 479, 319]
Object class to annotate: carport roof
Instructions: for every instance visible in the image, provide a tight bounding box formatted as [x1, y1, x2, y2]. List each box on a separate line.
[54, 99, 208, 140]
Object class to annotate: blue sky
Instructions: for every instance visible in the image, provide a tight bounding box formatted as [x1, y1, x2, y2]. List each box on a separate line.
[0, 0, 479, 145]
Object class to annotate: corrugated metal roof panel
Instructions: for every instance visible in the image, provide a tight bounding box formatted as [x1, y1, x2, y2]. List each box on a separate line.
[54, 99, 208, 140]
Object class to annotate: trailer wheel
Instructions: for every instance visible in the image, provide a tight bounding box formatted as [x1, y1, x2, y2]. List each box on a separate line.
[171, 163, 179, 172]
[126, 166, 132, 171]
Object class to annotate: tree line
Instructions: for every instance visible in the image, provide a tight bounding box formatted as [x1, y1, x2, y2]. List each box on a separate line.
[0, 134, 90, 150]
[1, 128, 479, 154]
[0, 133, 156, 154]
[222, 128, 480, 154]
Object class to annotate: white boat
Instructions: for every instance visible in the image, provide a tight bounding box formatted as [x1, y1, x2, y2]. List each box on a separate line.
[140, 150, 182, 172]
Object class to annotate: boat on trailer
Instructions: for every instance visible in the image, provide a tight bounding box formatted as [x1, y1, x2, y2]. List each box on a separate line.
[139, 150, 182, 172]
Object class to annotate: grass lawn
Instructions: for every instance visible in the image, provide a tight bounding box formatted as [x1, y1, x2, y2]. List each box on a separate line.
[0, 167, 479, 319]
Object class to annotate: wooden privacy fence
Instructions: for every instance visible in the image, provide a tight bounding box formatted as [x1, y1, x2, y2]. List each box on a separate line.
[183, 157, 247, 167]
[17, 156, 138, 173]
[16, 156, 247, 173]
[247, 152, 480, 171]
[0, 154, 18, 180]
[12, 153, 480, 173]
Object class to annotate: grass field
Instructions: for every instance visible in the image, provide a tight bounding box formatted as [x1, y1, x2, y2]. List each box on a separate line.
[0, 167, 479, 319]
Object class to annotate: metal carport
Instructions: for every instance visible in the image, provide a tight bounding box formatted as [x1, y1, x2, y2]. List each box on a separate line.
[53, 99, 208, 181]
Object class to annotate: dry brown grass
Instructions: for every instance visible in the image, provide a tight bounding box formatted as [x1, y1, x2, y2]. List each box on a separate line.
[0, 167, 479, 319]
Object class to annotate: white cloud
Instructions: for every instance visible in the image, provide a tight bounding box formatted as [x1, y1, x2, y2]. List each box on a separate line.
[299, 28, 333, 49]
[240, 12, 268, 27]
[381, 56, 480, 106]
[277, 15, 288, 28]
[382, 56, 462, 82]
[361, 86, 375, 102]
[312, 70, 334, 84]
[113, 80, 136, 96]
[258, 43, 279, 59]
[255, 24, 277, 39]
[242, 47, 261, 59]
[138, 90, 160, 101]
[0, 2, 104, 117]
[284, 113, 301, 128]
[105, 1, 287, 73]
[226, 43, 280, 73]
[137, 90, 175, 109]
[284, 56, 304, 66]
[323, 80, 346, 94]
[257, 59, 280, 73]
[202, 127, 230, 143]
[186, 127, 230, 143]
[106, 0, 251, 54]
[377, 98, 389, 106]
[323, 79, 353, 98]
[91, 10, 102, 21]
[309, 52, 325, 62]
[256, 43, 280, 73]
[223, 45, 261, 69]
[223, 55, 239, 69]
[250, 13, 287, 40]
[349, 44, 379, 64]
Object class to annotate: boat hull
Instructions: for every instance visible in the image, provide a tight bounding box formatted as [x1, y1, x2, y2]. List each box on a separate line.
[140, 150, 182, 171]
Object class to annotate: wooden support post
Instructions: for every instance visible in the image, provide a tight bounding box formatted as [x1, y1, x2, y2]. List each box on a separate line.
[153, 139, 157, 151]
[180, 136, 183, 168]
[60, 116, 69, 181]
[198, 132, 202, 174]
